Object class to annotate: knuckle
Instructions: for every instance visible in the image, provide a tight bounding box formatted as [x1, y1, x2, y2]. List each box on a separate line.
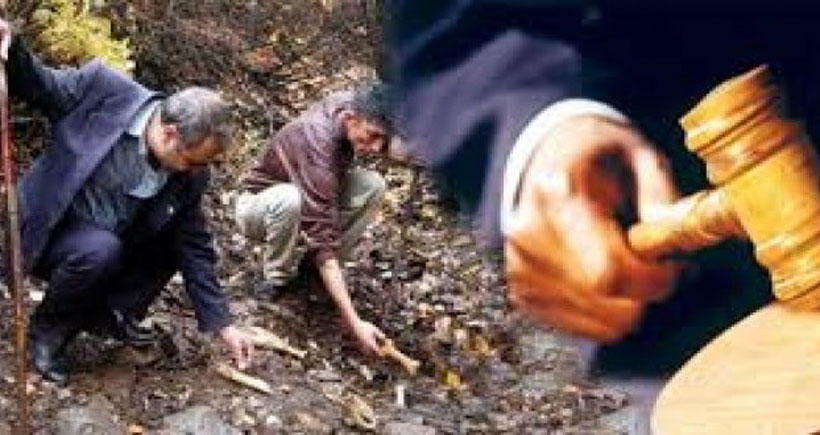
[587, 267, 618, 295]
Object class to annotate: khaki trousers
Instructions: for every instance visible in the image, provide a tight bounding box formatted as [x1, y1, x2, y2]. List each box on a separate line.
[235, 168, 386, 285]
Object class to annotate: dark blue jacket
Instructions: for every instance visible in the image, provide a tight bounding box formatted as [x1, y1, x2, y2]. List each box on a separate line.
[389, 1, 820, 247]
[8, 38, 231, 332]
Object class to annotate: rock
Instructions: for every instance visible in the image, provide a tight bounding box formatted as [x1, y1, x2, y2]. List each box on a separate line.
[159, 406, 240, 435]
[518, 331, 564, 366]
[247, 395, 263, 411]
[54, 394, 124, 435]
[262, 414, 283, 430]
[385, 421, 436, 435]
[488, 413, 517, 432]
[519, 372, 562, 399]
[431, 316, 453, 343]
[57, 388, 72, 401]
[293, 412, 332, 433]
[307, 368, 342, 382]
[598, 406, 650, 435]
[230, 406, 256, 427]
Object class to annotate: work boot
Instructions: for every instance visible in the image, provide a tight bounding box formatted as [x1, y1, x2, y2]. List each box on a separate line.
[85, 308, 159, 348]
[105, 309, 160, 348]
[30, 337, 70, 386]
[29, 312, 76, 386]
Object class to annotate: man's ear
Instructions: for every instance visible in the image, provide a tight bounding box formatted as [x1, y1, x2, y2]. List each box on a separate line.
[161, 123, 182, 147]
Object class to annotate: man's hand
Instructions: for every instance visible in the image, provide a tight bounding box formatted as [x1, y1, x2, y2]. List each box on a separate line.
[347, 317, 387, 357]
[218, 325, 255, 370]
[316, 256, 388, 357]
[506, 116, 681, 343]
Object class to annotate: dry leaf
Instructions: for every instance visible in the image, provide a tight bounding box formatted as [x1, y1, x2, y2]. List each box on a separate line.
[443, 370, 462, 389]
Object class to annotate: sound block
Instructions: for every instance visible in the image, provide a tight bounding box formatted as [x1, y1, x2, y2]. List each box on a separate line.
[652, 303, 820, 434]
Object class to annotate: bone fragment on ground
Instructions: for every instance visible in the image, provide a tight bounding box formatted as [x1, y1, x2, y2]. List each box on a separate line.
[214, 362, 273, 395]
[246, 325, 307, 359]
[381, 339, 421, 375]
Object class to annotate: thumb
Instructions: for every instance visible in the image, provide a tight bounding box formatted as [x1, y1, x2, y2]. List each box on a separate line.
[375, 328, 387, 341]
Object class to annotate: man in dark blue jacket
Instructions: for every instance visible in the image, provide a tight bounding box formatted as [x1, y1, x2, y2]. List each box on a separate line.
[387, 2, 820, 431]
[0, 21, 254, 385]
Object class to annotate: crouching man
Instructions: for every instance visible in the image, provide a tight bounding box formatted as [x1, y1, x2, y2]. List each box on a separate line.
[237, 86, 402, 355]
[0, 20, 254, 385]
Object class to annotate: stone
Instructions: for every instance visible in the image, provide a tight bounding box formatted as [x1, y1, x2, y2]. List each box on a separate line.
[597, 406, 648, 435]
[262, 414, 283, 430]
[518, 331, 564, 366]
[519, 372, 562, 399]
[385, 421, 436, 435]
[54, 395, 124, 435]
[159, 405, 240, 435]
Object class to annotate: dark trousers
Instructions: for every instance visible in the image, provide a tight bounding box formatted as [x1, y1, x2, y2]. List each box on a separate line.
[30, 218, 176, 345]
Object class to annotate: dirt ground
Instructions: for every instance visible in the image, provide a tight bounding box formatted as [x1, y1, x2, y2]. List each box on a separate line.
[0, 1, 630, 433]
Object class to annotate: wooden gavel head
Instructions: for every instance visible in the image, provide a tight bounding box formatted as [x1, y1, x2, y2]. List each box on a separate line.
[631, 65, 820, 309]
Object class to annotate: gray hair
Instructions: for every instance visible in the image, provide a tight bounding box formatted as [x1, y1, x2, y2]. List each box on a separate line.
[159, 87, 233, 151]
[351, 83, 394, 135]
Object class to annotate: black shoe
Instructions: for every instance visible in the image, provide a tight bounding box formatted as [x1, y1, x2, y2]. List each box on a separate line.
[106, 310, 160, 348]
[31, 336, 70, 386]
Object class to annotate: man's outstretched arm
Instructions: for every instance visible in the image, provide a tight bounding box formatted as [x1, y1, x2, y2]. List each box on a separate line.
[315, 254, 385, 356]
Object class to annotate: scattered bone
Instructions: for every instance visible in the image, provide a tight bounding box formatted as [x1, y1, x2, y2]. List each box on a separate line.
[342, 393, 376, 431]
[214, 362, 273, 395]
[395, 383, 406, 408]
[381, 339, 420, 375]
[246, 326, 307, 359]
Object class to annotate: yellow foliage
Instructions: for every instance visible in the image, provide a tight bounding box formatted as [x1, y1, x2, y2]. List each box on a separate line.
[31, 0, 134, 73]
[443, 369, 463, 390]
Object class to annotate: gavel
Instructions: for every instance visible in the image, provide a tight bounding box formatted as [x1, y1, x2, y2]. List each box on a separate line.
[628, 65, 820, 309]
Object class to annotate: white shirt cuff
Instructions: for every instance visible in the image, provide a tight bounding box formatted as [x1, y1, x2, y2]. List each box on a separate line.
[500, 98, 629, 236]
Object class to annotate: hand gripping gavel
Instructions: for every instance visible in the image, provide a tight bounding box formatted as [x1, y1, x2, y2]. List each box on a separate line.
[628, 65, 820, 309]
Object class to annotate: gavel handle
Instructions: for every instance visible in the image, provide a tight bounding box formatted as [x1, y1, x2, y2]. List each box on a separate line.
[627, 188, 745, 259]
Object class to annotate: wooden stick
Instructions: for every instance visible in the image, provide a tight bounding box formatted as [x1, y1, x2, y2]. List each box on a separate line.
[0, 14, 30, 432]
[246, 326, 307, 359]
[381, 339, 420, 375]
[214, 362, 273, 395]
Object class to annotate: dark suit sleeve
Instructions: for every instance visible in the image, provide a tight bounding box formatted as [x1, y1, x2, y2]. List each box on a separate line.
[172, 172, 232, 332]
[388, 1, 591, 246]
[7, 36, 95, 121]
